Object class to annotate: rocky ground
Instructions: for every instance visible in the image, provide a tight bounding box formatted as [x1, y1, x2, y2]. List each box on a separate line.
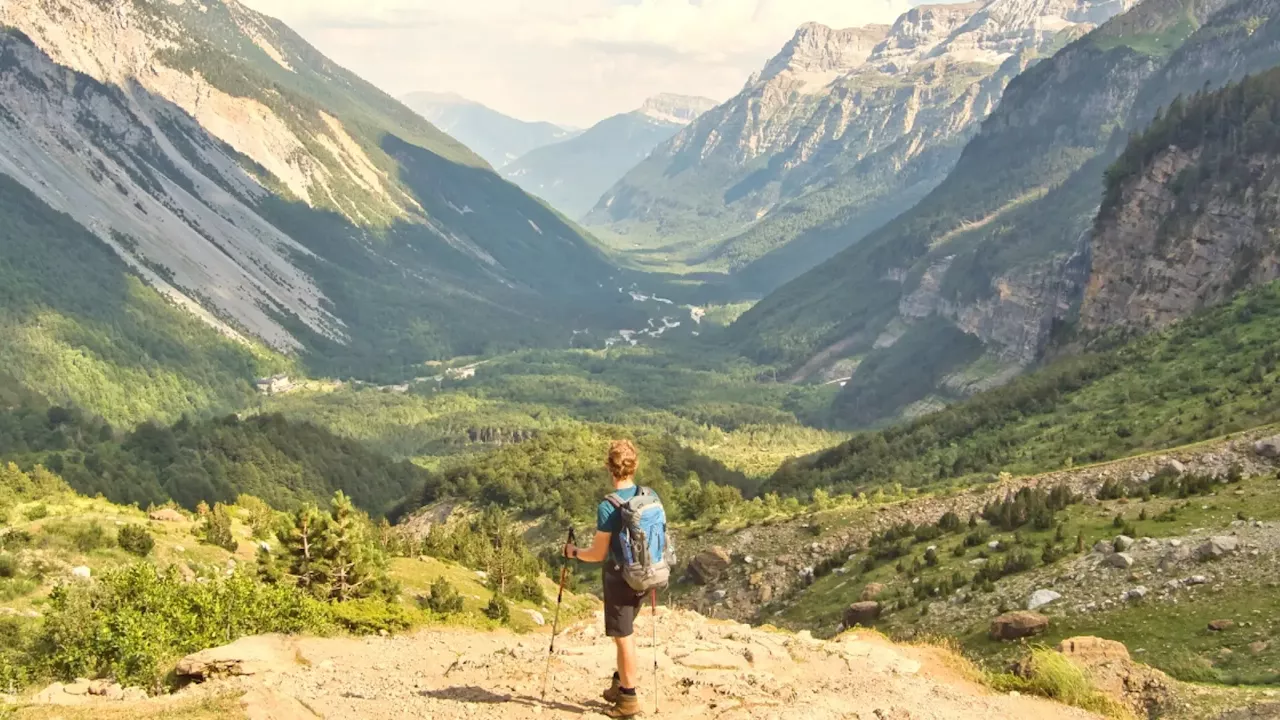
[16, 608, 1104, 720]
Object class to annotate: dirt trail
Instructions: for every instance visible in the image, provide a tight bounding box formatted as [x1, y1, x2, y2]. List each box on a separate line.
[165, 608, 1100, 720]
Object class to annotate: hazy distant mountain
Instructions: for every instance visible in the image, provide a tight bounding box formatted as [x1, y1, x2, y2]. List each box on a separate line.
[503, 94, 717, 220]
[399, 91, 577, 169]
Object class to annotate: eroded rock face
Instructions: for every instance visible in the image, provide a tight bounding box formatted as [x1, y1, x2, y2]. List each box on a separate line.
[1082, 142, 1280, 335]
[1057, 636, 1174, 718]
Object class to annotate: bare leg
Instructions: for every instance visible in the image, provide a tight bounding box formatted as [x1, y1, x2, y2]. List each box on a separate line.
[614, 635, 638, 689]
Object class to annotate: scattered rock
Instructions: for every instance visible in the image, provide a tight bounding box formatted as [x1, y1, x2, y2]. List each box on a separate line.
[1093, 540, 1114, 554]
[1163, 459, 1187, 475]
[1249, 641, 1270, 654]
[990, 612, 1049, 641]
[1027, 589, 1062, 611]
[1196, 536, 1239, 561]
[987, 540, 1002, 550]
[861, 583, 886, 601]
[88, 680, 124, 700]
[1208, 619, 1236, 632]
[70, 566, 91, 579]
[842, 601, 882, 628]
[711, 589, 727, 602]
[1114, 535, 1135, 552]
[148, 508, 185, 522]
[1185, 575, 1209, 586]
[523, 609, 545, 626]
[1124, 586, 1148, 601]
[1058, 636, 1131, 663]
[1253, 436, 1280, 458]
[688, 547, 731, 585]
[1105, 552, 1135, 569]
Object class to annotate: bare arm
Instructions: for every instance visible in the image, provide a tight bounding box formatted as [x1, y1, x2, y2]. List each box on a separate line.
[565, 530, 613, 564]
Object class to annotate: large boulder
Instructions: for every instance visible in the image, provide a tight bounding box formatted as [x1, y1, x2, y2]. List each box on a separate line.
[1027, 589, 1062, 611]
[1113, 535, 1135, 552]
[1254, 436, 1280, 458]
[1058, 636, 1174, 718]
[860, 583, 886, 601]
[176, 635, 298, 682]
[688, 547, 732, 585]
[842, 601, 882, 628]
[1105, 552, 1135, 569]
[990, 611, 1049, 641]
[1196, 536, 1239, 561]
[148, 508, 186, 522]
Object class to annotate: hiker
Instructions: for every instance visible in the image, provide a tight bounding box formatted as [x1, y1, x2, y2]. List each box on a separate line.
[563, 439, 672, 718]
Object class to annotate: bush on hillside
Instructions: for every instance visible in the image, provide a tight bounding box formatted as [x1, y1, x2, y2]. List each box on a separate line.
[484, 594, 511, 623]
[116, 525, 155, 557]
[38, 564, 329, 691]
[425, 577, 465, 615]
[199, 503, 237, 552]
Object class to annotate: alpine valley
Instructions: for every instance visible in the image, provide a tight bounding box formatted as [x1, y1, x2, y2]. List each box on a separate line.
[3, 0, 1280, 718]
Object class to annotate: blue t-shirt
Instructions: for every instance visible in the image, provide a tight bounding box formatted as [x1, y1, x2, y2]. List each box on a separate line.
[596, 485, 640, 567]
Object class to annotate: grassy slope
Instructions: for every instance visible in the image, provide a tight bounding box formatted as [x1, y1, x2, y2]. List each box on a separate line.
[778, 473, 1280, 687]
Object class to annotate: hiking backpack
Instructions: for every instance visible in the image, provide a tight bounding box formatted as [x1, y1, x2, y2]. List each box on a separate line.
[606, 487, 675, 592]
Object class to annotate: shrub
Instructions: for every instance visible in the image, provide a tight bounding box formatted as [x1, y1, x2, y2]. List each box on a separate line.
[39, 564, 329, 691]
[990, 648, 1133, 719]
[514, 576, 546, 605]
[484, 594, 511, 623]
[70, 521, 110, 552]
[327, 598, 414, 635]
[22, 504, 48, 522]
[200, 503, 237, 552]
[425, 577, 465, 615]
[0, 554, 17, 579]
[116, 525, 154, 557]
[236, 495, 278, 541]
[1, 530, 32, 551]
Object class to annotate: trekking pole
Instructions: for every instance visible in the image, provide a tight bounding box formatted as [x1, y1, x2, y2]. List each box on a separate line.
[541, 528, 576, 702]
[651, 587, 660, 714]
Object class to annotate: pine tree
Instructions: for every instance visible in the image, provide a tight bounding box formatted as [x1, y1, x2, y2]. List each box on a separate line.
[200, 503, 237, 552]
[281, 504, 332, 599]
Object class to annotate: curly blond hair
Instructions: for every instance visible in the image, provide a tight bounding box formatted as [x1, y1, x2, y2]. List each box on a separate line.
[606, 440, 639, 482]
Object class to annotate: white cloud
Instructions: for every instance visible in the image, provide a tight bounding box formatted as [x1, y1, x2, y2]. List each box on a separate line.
[238, 0, 920, 127]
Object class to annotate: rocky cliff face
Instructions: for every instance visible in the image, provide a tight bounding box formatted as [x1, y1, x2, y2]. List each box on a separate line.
[1082, 75, 1280, 332]
[0, 0, 618, 372]
[587, 0, 1132, 291]
[734, 0, 1280, 427]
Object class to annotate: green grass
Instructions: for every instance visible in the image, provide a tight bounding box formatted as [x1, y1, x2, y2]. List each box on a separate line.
[989, 647, 1136, 719]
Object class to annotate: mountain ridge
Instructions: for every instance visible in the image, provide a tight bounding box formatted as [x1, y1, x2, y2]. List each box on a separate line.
[398, 90, 577, 169]
[585, 0, 1133, 291]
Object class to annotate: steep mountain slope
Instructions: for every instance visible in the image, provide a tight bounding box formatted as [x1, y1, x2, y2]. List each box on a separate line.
[734, 0, 1280, 427]
[585, 1, 1132, 289]
[502, 94, 715, 220]
[0, 0, 622, 390]
[399, 91, 577, 169]
[1082, 66, 1280, 332]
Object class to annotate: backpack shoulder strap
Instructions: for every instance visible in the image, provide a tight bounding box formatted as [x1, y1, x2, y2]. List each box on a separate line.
[604, 493, 625, 509]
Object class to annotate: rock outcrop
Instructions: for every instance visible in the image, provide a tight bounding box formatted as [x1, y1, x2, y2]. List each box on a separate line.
[688, 547, 733, 585]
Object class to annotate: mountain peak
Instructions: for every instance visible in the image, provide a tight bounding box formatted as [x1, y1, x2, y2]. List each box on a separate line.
[754, 21, 891, 86]
[638, 93, 718, 125]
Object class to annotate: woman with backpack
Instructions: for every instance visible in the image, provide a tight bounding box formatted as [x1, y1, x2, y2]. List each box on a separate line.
[562, 439, 672, 718]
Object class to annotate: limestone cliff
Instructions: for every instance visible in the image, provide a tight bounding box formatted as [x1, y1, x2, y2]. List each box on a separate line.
[587, 0, 1132, 291]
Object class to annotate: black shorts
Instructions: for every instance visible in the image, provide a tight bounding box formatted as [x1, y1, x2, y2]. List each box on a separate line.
[603, 569, 644, 638]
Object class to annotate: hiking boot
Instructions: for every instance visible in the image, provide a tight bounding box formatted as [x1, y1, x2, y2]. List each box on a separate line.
[602, 675, 621, 703]
[603, 693, 642, 718]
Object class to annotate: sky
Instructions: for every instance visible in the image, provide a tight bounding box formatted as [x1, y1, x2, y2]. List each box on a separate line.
[238, 0, 926, 128]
